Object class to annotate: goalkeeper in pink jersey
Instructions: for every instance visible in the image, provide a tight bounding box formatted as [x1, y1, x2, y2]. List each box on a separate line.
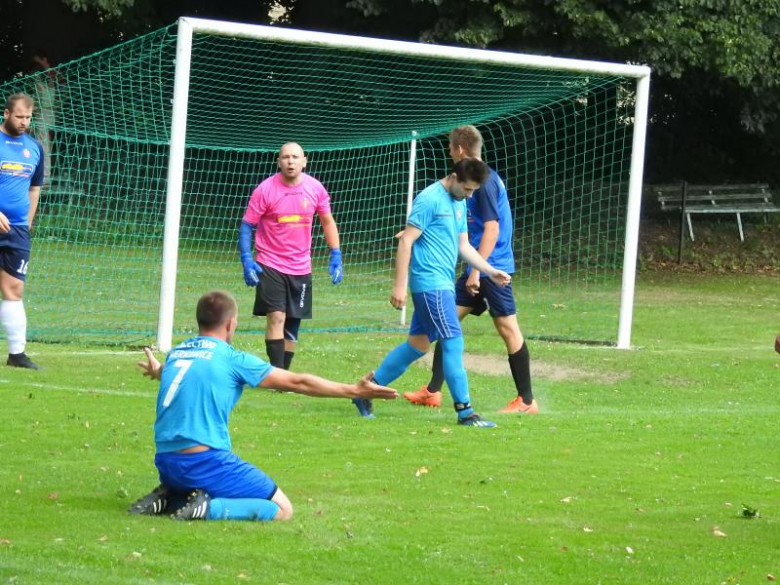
[238, 142, 343, 370]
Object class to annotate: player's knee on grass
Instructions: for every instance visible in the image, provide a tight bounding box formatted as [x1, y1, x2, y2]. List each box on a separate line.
[273, 488, 294, 521]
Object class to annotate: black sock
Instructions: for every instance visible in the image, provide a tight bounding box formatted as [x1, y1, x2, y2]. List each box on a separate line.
[427, 341, 444, 393]
[508, 343, 533, 405]
[265, 339, 285, 368]
[283, 351, 294, 370]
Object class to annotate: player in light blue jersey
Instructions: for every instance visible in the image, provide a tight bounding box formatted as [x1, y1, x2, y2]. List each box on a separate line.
[130, 290, 397, 521]
[0, 93, 44, 370]
[352, 159, 511, 428]
[404, 126, 538, 415]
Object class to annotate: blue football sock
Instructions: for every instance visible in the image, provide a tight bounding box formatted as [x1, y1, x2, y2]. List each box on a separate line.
[440, 336, 473, 419]
[374, 341, 426, 386]
[207, 498, 280, 521]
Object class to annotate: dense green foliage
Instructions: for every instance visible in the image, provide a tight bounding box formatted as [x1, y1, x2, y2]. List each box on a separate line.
[4, 0, 776, 184]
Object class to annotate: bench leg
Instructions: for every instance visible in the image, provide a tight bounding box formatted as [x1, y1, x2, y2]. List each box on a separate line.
[737, 213, 744, 242]
[686, 213, 694, 241]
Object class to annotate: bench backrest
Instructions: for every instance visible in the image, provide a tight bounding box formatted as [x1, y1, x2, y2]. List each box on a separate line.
[646, 184, 776, 211]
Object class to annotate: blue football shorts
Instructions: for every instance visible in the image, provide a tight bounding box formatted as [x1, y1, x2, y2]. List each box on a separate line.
[155, 449, 278, 500]
[455, 271, 516, 318]
[409, 290, 463, 342]
[0, 225, 32, 282]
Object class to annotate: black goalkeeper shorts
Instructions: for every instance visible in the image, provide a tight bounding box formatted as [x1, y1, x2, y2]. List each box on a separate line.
[253, 263, 313, 319]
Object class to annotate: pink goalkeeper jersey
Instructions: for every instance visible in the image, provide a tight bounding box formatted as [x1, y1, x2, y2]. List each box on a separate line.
[242, 173, 332, 275]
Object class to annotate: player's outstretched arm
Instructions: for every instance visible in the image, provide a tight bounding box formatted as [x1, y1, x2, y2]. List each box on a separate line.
[137, 347, 163, 380]
[259, 369, 398, 400]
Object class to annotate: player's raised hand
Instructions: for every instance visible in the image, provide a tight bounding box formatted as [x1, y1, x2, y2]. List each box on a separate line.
[356, 371, 398, 400]
[137, 347, 163, 380]
[329, 249, 343, 284]
[241, 254, 263, 287]
[489, 270, 511, 287]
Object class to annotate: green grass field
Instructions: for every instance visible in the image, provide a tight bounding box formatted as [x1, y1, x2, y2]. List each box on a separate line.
[1, 272, 778, 584]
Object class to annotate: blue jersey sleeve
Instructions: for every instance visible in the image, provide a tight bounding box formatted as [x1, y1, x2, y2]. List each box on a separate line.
[231, 350, 274, 388]
[475, 176, 500, 223]
[29, 139, 44, 188]
[407, 192, 435, 232]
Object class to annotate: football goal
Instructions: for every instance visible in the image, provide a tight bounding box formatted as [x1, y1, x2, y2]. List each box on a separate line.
[3, 17, 650, 350]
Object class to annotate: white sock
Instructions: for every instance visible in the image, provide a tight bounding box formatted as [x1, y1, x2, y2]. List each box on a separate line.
[0, 300, 27, 355]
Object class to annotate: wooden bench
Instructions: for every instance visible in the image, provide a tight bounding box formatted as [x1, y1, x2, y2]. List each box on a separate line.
[648, 183, 780, 241]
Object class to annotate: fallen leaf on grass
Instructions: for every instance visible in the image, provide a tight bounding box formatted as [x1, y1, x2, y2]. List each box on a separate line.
[583, 527, 593, 533]
[560, 496, 572, 503]
[625, 547, 634, 555]
[711, 526, 727, 537]
[766, 574, 775, 582]
[97, 535, 109, 542]
[0, 539, 10, 546]
[415, 467, 429, 478]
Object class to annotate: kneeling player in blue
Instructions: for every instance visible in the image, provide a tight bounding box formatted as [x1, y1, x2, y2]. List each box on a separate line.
[351, 159, 511, 427]
[130, 290, 397, 521]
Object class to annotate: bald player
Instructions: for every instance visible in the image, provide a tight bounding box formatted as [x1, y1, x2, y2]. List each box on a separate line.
[238, 143, 343, 370]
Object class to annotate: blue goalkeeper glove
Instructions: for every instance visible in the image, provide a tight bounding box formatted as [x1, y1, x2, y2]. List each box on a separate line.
[241, 253, 263, 287]
[329, 249, 343, 285]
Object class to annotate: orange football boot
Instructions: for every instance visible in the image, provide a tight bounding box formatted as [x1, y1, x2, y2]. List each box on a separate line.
[403, 386, 442, 407]
[499, 396, 539, 414]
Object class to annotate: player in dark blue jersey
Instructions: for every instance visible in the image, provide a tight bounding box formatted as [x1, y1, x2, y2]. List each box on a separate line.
[404, 126, 538, 414]
[0, 93, 45, 370]
[130, 290, 397, 521]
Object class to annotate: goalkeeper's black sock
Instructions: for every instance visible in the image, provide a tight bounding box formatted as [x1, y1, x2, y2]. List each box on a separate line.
[265, 339, 285, 368]
[283, 351, 294, 370]
[426, 341, 444, 393]
[508, 343, 533, 405]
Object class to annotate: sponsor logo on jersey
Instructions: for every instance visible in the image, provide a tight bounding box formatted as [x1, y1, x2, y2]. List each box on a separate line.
[456, 209, 463, 221]
[278, 215, 303, 223]
[0, 160, 34, 176]
[22, 149, 31, 158]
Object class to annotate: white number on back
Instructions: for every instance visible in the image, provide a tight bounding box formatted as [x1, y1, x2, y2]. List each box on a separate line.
[162, 359, 193, 407]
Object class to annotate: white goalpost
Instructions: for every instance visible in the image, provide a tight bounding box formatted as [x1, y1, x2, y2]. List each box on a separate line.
[153, 16, 651, 352]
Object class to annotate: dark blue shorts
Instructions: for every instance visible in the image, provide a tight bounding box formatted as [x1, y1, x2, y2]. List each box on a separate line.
[155, 449, 278, 500]
[0, 225, 31, 282]
[455, 271, 516, 317]
[409, 290, 463, 342]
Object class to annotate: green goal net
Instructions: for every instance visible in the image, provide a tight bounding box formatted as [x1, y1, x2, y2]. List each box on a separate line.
[1, 19, 648, 348]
